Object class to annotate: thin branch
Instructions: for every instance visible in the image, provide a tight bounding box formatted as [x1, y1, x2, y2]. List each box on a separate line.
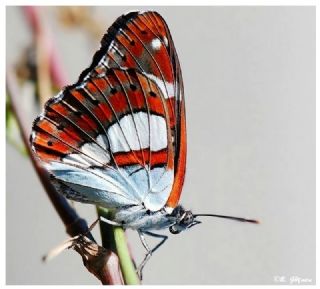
[72, 235, 124, 285]
[6, 68, 88, 237]
[6, 68, 123, 285]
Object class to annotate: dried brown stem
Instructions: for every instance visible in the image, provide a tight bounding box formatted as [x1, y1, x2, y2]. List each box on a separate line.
[73, 236, 124, 285]
[6, 68, 88, 237]
[6, 67, 123, 285]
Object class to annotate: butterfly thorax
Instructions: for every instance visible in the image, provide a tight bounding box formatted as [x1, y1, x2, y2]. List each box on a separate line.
[113, 204, 196, 233]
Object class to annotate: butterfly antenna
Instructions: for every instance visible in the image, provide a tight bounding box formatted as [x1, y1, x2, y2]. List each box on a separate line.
[194, 213, 259, 224]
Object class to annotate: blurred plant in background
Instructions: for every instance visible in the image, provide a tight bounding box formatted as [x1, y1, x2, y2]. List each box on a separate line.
[58, 7, 105, 40]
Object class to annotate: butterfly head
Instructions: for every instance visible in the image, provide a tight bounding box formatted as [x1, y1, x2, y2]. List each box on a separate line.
[168, 205, 260, 234]
[168, 205, 201, 234]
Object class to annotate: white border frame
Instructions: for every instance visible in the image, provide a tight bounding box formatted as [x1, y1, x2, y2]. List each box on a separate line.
[2, 1, 318, 288]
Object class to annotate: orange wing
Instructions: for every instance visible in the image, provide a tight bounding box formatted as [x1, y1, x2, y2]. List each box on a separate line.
[30, 11, 186, 211]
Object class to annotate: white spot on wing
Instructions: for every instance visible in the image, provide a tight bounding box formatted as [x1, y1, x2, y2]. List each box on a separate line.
[151, 38, 162, 50]
[63, 153, 94, 167]
[62, 137, 110, 168]
[150, 114, 167, 151]
[144, 73, 174, 99]
[107, 121, 131, 153]
[108, 112, 167, 153]
[165, 206, 174, 214]
[82, 142, 110, 164]
[163, 36, 168, 46]
[97, 134, 109, 149]
[131, 112, 149, 148]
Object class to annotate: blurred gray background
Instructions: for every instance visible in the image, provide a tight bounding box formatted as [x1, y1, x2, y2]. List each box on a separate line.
[6, 6, 315, 285]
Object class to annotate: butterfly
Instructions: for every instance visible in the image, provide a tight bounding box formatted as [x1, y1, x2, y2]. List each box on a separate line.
[30, 10, 258, 277]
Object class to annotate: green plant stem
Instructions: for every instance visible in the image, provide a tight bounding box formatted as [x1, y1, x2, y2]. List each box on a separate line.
[114, 226, 140, 285]
[97, 207, 140, 285]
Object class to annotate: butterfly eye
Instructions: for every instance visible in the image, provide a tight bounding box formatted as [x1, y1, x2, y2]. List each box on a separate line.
[182, 211, 194, 225]
[169, 225, 180, 234]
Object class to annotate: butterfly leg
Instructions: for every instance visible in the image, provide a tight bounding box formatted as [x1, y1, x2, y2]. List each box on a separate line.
[137, 230, 168, 279]
[99, 215, 122, 226]
[43, 218, 99, 262]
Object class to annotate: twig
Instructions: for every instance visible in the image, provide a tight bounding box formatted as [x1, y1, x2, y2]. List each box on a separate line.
[6, 68, 88, 238]
[6, 68, 123, 285]
[73, 235, 124, 285]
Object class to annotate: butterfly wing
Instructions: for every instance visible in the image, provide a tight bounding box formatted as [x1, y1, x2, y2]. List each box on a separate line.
[30, 11, 186, 211]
